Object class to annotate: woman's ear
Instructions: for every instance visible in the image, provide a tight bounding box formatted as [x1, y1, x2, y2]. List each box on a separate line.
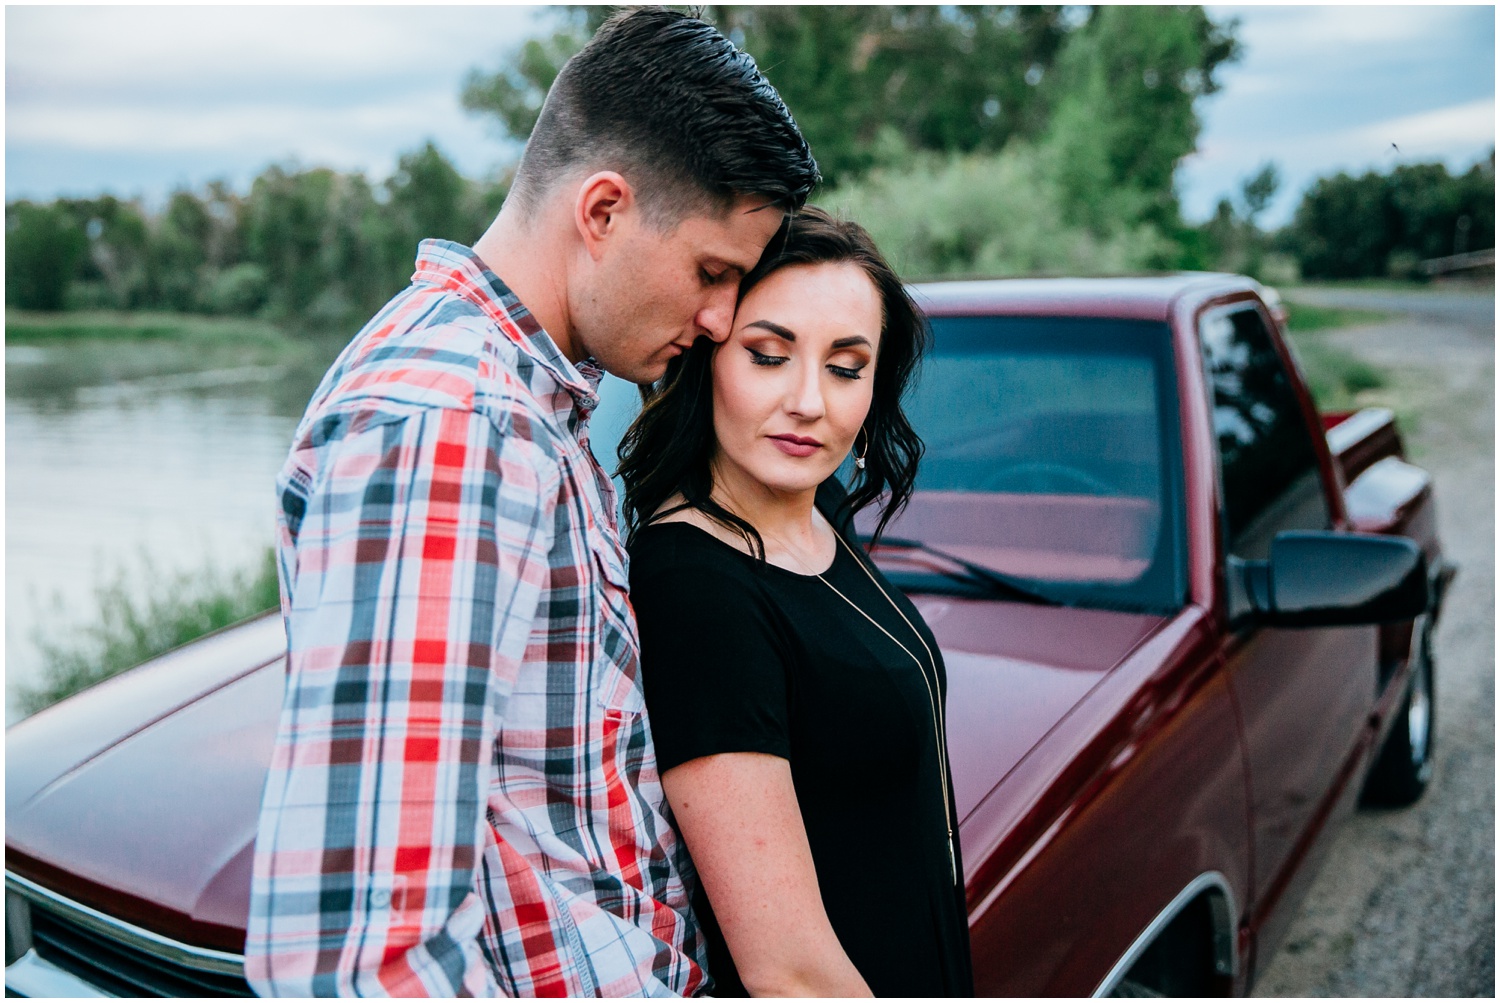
[574, 171, 635, 262]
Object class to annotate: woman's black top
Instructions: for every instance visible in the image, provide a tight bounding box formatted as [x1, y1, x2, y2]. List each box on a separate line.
[628, 499, 974, 998]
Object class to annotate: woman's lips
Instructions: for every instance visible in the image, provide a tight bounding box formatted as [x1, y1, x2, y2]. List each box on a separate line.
[768, 434, 822, 457]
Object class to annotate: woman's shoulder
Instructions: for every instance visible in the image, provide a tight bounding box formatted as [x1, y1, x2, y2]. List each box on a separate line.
[628, 518, 761, 588]
[628, 522, 791, 659]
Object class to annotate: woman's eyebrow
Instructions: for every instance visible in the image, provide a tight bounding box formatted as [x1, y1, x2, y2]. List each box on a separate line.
[831, 336, 872, 349]
[745, 320, 797, 341]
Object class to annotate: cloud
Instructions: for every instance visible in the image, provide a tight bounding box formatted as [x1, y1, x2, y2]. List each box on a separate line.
[1347, 98, 1497, 156]
[4, 5, 547, 198]
[5, 6, 547, 93]
[1179, 96, 1495, 225]
[1218, 4, 1475, 51]
[9, 91, 466, 156]
[1192, 97, 1495, 170]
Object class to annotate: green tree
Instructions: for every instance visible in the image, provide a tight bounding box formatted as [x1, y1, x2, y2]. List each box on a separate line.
[709, 5, 1081, 185]
[461, 6, 1090, 187]
[1239, 162, 1279, 227]
[387, 141, 473, 247]
[45, 195, 153, 310]
[461, 11, 597, 141]
[1042, 5, 1240, 237]
[241, 166, 340, 318]
[1281, 154, 1494, 279]
[5, 201, 87, 311]
[460, 4, 1239, 269]
[147, 190, 218, 311]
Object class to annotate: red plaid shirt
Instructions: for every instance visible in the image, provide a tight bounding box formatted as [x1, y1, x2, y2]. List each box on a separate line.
[245, 240, 706, 997]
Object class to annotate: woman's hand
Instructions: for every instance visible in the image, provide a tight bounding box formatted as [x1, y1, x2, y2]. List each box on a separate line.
[663, 752, 872, 998]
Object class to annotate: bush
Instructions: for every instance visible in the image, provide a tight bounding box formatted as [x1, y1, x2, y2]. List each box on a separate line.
[824, 144, 1177, 279]
[202, 262, 271, 315]
[16, 549, 281, 716]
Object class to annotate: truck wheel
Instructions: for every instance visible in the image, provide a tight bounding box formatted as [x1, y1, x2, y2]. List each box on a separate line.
[1361, 616, 1435, 807]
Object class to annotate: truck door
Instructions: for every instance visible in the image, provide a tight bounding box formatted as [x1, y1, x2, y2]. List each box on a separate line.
[1198, 304, 1376, 932]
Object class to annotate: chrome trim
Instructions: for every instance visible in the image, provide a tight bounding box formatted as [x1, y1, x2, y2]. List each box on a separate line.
[5, 947, 112, 997]
[4, 871, 245, 977]
[1092, 870, 1238, 997]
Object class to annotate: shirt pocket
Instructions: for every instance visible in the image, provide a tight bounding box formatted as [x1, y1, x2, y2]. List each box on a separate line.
[589, 536, 646, 715]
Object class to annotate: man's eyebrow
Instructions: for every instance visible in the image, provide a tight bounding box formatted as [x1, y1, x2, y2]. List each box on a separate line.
[745, 320, 796, 341]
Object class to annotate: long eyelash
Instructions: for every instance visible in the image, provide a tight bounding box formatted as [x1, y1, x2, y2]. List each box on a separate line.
[747, 348, 787, 367]
[829, 365, 866, 380]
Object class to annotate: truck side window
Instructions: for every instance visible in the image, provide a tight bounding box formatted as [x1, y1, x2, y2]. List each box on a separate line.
[1200, 306, 1331, 560]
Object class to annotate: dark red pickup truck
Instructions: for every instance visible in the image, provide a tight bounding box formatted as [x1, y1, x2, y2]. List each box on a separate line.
[5, 273, 1453, 997]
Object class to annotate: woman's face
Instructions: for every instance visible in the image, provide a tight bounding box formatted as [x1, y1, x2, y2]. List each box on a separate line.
[711, 261, 883, 500]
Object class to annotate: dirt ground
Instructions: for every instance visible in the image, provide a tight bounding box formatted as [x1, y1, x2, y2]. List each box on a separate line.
[1252, 286, 1495, 997]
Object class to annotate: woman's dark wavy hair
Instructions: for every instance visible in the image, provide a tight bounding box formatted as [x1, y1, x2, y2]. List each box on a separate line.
[618, 205, 928, 558]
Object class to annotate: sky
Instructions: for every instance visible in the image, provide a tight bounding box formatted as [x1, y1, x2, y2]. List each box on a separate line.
[5, 5, 1495, 229]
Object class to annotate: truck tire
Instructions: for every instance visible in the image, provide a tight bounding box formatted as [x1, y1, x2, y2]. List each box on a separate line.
[1361, 616, 1435, 807]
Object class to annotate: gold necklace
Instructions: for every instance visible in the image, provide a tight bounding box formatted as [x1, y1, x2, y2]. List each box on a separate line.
[817, 531, 958, 887]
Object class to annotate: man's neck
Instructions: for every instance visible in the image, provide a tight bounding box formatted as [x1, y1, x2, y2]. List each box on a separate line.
[471, 205, 580, 362]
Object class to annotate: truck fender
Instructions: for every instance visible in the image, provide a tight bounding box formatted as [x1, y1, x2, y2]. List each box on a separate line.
[1092, 871, 1239, 997]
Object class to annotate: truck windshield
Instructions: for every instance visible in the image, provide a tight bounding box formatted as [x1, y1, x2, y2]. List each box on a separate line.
[586, 314, 1187, 614]
[866, 315, 1186, 613]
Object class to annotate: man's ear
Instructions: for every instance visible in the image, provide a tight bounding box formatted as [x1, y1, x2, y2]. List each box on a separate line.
[574, 171, 635, 262]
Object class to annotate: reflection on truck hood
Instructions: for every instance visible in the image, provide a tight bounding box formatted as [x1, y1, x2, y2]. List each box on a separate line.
[911, 596, 1166, 819]
[5, 615, 286, 952]
[4, 602, 1165, 950]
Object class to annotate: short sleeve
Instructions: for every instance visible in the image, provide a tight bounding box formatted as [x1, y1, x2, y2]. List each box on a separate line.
[631, 549, 792, 773]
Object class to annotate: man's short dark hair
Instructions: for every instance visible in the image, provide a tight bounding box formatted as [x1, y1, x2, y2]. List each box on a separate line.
[509, 6, 820, 225]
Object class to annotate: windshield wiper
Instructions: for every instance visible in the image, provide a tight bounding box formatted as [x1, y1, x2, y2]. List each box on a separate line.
[857, 535, 1065, 607]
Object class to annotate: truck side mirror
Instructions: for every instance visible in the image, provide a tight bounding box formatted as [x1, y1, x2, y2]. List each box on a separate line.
[1237, 530, 1431, 627]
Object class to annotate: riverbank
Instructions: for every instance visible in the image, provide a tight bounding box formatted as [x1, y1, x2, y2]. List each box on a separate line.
[6, 309, 289, 345]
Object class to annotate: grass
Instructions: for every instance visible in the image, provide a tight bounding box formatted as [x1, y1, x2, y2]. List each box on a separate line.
[1289, 337, 1389, 411]
[6, 310, 349, 418]
[5, 309, 290, 348]
[16, 549, 281, 716]
[1282, 301, 1392, 333]
[1273, 294, 1395, 412]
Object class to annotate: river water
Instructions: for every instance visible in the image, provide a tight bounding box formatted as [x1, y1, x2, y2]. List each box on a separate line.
[4, 337, 640, 725]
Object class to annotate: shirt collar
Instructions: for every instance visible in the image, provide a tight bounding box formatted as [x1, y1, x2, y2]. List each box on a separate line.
[411, 239, 602, 418]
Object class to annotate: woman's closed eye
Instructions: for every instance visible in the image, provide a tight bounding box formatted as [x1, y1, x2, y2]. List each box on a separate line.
[748, 347, 866, 381]
[747, 347, 789, 367]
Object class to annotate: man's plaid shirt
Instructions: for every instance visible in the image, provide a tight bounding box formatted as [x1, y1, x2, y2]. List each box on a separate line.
[245, 240, 707, 997]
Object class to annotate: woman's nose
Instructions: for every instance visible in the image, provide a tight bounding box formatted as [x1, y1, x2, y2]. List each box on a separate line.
[784, 361, 826, 419]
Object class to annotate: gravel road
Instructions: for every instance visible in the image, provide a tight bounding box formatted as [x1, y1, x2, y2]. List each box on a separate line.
[1252, 285, 1495, 997]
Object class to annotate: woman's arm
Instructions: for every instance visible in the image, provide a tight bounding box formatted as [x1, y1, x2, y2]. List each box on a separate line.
[664, 752, 873, 998]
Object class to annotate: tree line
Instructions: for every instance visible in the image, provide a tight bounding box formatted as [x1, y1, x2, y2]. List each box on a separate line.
[6, 6, 1493, 323]
[6, 144, 506, 322]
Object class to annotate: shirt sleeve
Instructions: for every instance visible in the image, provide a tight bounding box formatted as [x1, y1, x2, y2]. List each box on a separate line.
[631, 553, 793, 773]
[245, 406, 558, 998]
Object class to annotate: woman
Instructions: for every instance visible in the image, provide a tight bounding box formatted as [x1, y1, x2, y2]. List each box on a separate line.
[619, 208, 972, 997]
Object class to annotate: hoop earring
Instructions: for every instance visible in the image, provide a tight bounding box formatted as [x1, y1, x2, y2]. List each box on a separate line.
[853, 428, 869, 470]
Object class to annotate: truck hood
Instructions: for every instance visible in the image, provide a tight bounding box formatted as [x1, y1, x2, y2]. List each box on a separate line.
[5, 603, 1164, 952]
[911, 596, 1166, 820]
[5, 614, 286, 952]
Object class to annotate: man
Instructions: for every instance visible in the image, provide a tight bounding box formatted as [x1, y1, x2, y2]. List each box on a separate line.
[244, 8, 818, 996]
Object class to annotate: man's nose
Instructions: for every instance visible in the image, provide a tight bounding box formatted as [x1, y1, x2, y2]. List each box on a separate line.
[695, 286, 737, 343]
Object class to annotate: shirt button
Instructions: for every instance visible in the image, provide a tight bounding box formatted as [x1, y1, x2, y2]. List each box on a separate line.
[372, 890, 391, 907]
